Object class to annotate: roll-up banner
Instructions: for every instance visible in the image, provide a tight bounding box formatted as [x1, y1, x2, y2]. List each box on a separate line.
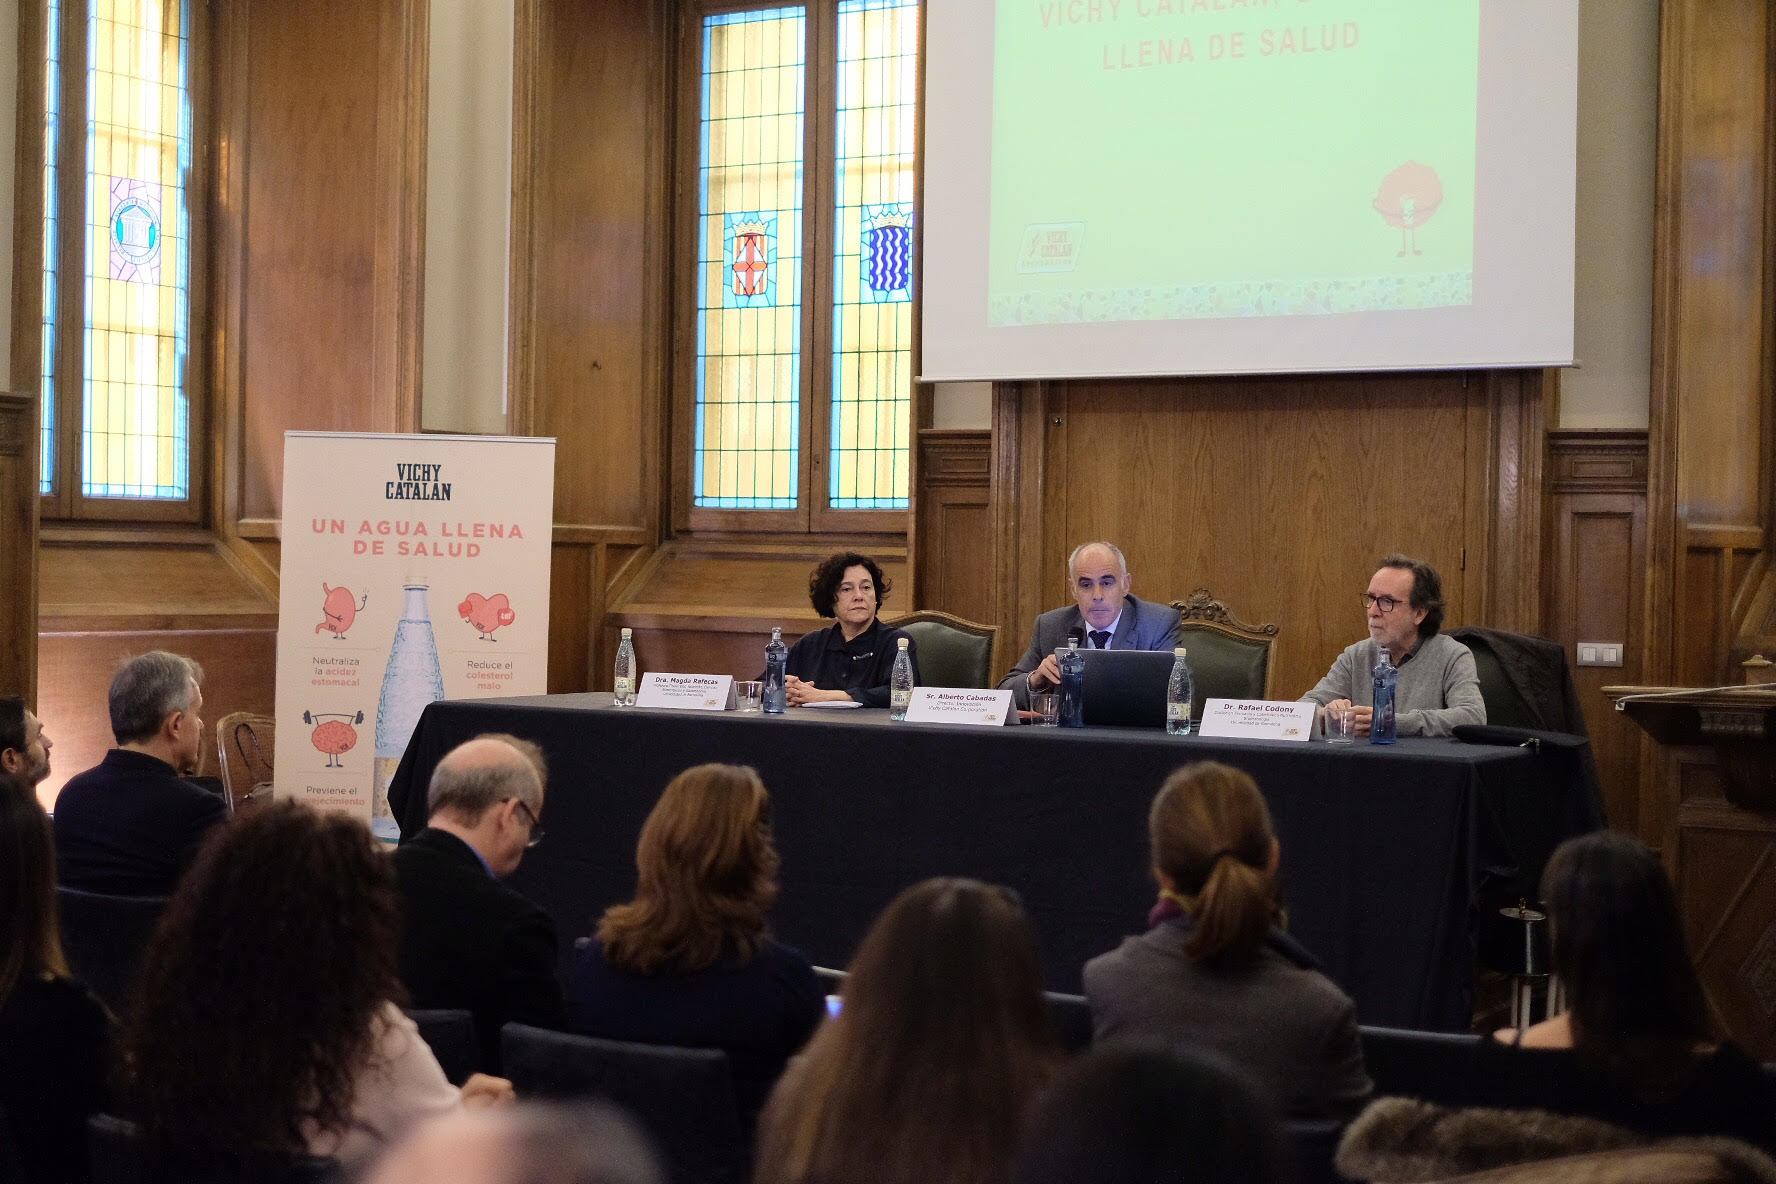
[274, 431, 556, 839]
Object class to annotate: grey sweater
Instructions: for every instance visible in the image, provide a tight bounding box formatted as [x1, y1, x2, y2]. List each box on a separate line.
[1300, 632, 1486, 737]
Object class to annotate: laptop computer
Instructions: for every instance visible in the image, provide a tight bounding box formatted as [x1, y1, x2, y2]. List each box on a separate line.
[1078, 648, 1174, 728]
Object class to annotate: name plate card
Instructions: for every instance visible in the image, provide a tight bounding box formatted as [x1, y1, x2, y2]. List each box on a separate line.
[904, 688, 1018, 727]
[1197, 699, 1316, 742]
[635, 673, 736, 712]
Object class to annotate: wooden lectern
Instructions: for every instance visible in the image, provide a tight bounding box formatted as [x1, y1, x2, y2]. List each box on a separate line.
[1605, 685, 1776, 1059]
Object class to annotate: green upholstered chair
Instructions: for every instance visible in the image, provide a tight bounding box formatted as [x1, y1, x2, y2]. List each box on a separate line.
[1167, 589, 1280, 715]
[884, 610, 999, 689]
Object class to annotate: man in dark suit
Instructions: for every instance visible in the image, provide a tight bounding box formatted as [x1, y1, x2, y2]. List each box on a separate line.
[999, 541, 1185, 707]
[394, 733, 568, 1071]
[0, 697, 55, 789]
[53, 652, 226, 896]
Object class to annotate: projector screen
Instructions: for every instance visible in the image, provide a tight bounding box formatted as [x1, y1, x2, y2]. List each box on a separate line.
[921, 0, 1579, 382]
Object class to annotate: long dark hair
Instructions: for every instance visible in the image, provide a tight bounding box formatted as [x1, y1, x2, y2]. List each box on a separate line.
[599, 764, 779, 974]
[120, 800, 404, 1155]
[1542, 832, 1718, 1098]
[1149, 762, 1281, 968]
[754, 878, 1061, 1184]
[0, 774, 69, 1004]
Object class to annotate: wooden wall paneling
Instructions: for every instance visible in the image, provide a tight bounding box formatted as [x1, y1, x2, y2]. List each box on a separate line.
[1545, 431, 1648, 839]
[914, 429, 992, 625]
[0, 393, 39, 698]
[1470, 370, 1547, 633]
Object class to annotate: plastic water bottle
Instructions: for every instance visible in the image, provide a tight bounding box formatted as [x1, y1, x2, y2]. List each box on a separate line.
[1058, 638, 1086, 728]
[613, 627, 637, 707]
[1371, 646, 1398, 745]
[1166, 646, 1194, 735]
[890, 637, 914, 720]
[763, 627, 788, 714]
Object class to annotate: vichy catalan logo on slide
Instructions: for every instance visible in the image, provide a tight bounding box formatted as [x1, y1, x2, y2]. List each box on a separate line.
[1017, 222, 1085, 274]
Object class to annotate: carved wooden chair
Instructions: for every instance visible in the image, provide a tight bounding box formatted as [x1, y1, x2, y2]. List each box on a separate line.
[883, 609, 999, 689]
[214, 712, 275, 815]
[1167, 589, 1280, 702]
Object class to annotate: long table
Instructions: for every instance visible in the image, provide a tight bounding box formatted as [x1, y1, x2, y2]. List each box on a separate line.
[387, 695, 1602, 1030]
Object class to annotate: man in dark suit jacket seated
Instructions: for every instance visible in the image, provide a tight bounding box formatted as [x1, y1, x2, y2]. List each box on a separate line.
[53, 651, 226, 896]
[0, 696, 55, 790]
[394, 733, 568, 1070]
[998, 540, 1185, 707]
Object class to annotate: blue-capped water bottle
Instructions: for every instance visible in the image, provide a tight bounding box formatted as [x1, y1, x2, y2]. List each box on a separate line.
[1371, 645, 1397, 745]
[763, 627, 788, 714]
[1058, 638, 1086, 728]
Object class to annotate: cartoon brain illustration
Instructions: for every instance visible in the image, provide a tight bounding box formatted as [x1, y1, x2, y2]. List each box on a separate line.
[1373, 162, 1445, 257]
[316, 583, 368, 639]
[459, 592, 517, 641]
[304, 709, 365, 769]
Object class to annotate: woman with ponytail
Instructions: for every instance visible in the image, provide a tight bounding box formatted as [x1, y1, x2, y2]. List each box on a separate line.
[1083, 761, 1371, 1118]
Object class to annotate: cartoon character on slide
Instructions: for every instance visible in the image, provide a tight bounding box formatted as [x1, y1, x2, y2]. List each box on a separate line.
[1373, 162, 1444, 257]
[459, 593, 516, 642]
[305, 709, 365, 769]
[317, 584, 368, 639]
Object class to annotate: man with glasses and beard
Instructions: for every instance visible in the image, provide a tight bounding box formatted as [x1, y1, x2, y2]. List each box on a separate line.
[1300, 554, 1485, 738]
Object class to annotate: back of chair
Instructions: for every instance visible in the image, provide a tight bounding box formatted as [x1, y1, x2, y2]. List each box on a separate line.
[0, 1100, 24, 1184]
[501, 1023, 744, 1184]
[885, 611, 998, 689]
[1044, 991, 1093, 1054]
[1169, 590, 1279, 711]
[214, 712, 276, 815]
[405, 1008, 481, 1086]
[88, 1114, 341, 1184]
[56, 887, 169, 1015]
[1284, 1118, 1346, 1184]
[1358, 1025, 1480, 1106]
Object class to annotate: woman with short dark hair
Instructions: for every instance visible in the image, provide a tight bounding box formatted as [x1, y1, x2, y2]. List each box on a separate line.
[1083, 761, 1371, 1119]
[120, 799, 512, 1171]
[568, 764, 822, 1130]
[1469, 831, 1776, 1151]
[754, 877, 1061, 1184]
[777, 551, 918, 707]
[0, 773, 111, 1184]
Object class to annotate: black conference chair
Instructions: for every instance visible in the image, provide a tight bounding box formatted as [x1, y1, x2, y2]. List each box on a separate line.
[885, 610, 998, 688]
[1044, 990, 1093, 1054]
[0, 1101, 24, 1184]
[87, 1114, 341, 1184]
[55, 887, 169, 1014]
[405, 1008, 481, 1086]
[1285, 1118, 1347, 1184]
[501, 1023, 744, 1184]
[1357, 1025, 1479, 1106]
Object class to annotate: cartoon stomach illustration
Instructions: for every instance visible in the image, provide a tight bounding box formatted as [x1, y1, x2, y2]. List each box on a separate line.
[305, 709, 365, 769]
[1372, 161, 1444, 257]
[459, 593, 516, 641]
[317, 584, 368, 638]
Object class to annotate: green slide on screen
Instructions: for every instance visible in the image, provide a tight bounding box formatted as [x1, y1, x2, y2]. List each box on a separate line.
[988, 0, 1479, 327]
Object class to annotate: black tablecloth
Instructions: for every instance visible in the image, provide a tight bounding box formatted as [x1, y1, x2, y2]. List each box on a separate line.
[388, 695, 1603, 1030]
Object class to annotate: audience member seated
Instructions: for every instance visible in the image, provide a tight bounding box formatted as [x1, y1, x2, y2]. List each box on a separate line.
[776, 551, 918, 707]
[1083, 761, 1372, 1120]
[52, 652, 226, 896]
[1466, 831, 1776, 1153]
[0, 697, 55, 790]
[1007, 1045, 1288, 1184]
[566, 763, 822, 1131]
[120, 799, 514, 1172]
[753, 877, 1061, 1184]
[0, 773, 112, 1184]
[365, 1102, 663, 1184]
[395, 733, 567, 1070]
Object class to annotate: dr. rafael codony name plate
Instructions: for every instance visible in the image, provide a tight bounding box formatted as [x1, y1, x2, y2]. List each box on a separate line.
[635, 673, 736, 712]
[904, 688, 1018, 727]
[1197, 699, 1316, 742]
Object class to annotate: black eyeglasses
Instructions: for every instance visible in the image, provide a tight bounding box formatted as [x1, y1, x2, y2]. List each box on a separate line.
[512, 798, 544, 848]
[1361, 593, 1403, 614]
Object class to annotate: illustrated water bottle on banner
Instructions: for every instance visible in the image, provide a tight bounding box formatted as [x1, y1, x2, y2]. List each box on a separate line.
[374, 583, 446, 840]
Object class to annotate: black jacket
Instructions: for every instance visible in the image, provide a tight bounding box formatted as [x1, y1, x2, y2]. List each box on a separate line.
[392, 827, 568, 1071]
[52, 749, 228, 897]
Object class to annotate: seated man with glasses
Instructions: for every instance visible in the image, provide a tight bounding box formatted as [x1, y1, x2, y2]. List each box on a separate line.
[393, 732, 567, 1070]
[1299, 554, 1486, 738]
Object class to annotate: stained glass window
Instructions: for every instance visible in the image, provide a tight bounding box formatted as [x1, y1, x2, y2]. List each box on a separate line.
[40, 0, 62, 495]
[694, 8, 806, 510]
[77, 0, 193, 500]
[829, 0, 915, 510]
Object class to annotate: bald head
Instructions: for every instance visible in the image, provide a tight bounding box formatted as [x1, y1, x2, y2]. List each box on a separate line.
[426, 733, 547, 823]
[367, 1104, 661, 1184]
[1066, 541, 1133, 631]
